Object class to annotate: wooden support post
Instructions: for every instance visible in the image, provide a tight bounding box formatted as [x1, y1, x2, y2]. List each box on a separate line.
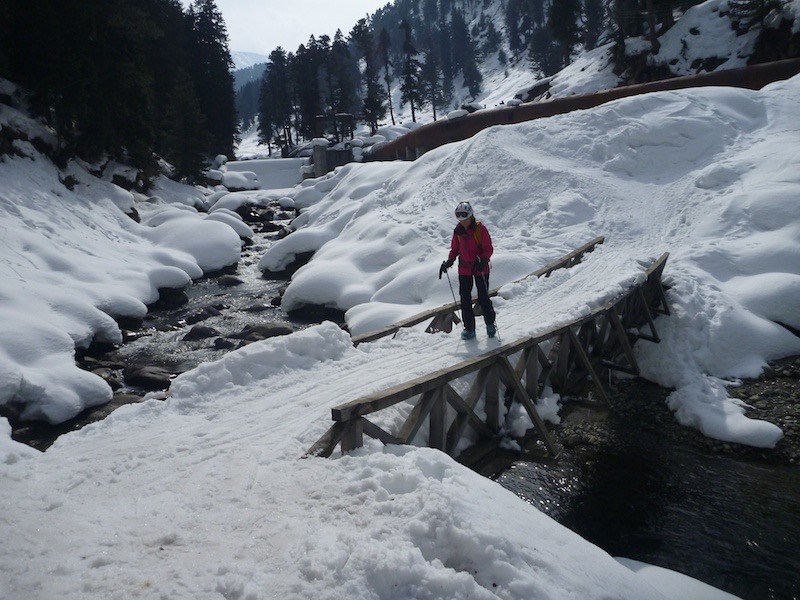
[497, 356, 559, 457]
[606, 309, 640, 375]
[568, 327, 610, 406]
[362, 420, 403, 446]
[445, 367, 491, 453]
[398, 389, 439, 444]
[429, 391, 446, 450]
[340, 418, 364, 453]
[526, 345, 540, 401]
[634, 288, 661, 343]
[655, 283, 671, 315]
[304, 422, 347, 458]
[537, 345, 553, 390]
[554, 332, 571, 389]
[312, 140, 328, 177]
[485, 363, 500, 431]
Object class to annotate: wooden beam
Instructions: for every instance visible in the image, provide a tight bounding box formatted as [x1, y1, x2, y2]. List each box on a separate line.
[341, 418, 364, 453]
[362, 419, 403, 446]
[429, 391, 447, 450]
[606, 308, 639, 375]
[633, 287, 660, 343]
[526, 345, 540, 401]
[332, 327, 564, 422]
[445, 366, 492, 453]
[304, 422, 347, 458]
[497, 356, 559, 457]
[568, 327, 610, 406]
[485, 363, 500, 431]
[397, 389, 439, 444]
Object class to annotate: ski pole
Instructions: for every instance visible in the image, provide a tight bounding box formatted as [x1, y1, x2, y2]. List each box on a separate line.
[445, 270, 462, 323]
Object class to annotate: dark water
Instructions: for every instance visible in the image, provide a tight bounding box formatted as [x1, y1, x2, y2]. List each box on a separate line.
[116, 232, 343, 377]
[496, 435, 800, 600]
[115, 236, 290, 374]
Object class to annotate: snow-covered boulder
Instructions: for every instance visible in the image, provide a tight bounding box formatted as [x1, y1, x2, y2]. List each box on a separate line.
[221, 170, 259, 191]
[447, 109, 469, 120]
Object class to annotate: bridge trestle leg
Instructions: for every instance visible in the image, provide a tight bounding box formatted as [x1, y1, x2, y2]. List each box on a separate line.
[497, 356, 559, 457]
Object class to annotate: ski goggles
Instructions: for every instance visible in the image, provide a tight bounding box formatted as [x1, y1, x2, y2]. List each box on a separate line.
[455, 211, 470, 218]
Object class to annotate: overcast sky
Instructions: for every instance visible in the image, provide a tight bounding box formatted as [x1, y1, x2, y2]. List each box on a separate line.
[203, 0, 392, 56]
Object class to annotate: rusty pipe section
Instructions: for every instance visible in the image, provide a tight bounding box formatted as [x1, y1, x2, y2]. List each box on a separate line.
[368, 57, 800, 162]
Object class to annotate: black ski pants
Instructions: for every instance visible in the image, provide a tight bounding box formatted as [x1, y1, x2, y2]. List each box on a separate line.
[459, 273, 495, 332]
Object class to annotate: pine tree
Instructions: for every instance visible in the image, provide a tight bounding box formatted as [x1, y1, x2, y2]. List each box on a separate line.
[378, 28, 396, 126]
[505, 0, 524, 58]
[258, 48, 293, 148]
[583, 0, 607, 50]
[483, 20, 501, 55]
[529, 25, 562, 76]
[163, 69, 211, 180]
[451, 8, 482, 98]
[330, 30, 358, 116]
[548, 0, 582, 68]
[188, 0, 238, 158]
[399, 20, 425, 122]
[350, 18, 386, 134]
[420, 38, 446, 121]
[236, 79, 261, 128]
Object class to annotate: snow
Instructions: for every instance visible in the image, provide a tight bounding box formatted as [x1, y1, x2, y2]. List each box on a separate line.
[3, 1, 800, 595]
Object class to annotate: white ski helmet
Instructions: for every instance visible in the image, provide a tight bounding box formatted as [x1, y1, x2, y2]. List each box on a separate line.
[454, 201, 473, 219]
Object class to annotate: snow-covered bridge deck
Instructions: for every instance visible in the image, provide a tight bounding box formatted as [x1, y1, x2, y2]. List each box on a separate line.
[308, 244, 670, 461]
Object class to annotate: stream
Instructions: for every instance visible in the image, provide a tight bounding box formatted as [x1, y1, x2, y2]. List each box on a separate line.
[492, 385, 800, 600]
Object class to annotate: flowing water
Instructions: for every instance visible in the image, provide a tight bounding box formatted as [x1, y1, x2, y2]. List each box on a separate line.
[495, 412, 800, 600]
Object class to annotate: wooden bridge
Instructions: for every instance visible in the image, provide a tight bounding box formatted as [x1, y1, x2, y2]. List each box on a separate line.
[307, 239, 670, 462]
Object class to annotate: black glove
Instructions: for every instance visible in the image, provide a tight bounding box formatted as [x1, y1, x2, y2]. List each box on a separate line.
[439, 260, 453, 279]
[474, 258, 486, 272]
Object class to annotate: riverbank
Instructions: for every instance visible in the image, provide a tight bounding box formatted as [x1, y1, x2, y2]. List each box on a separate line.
[488, 353, 800, 600]
[596, 354, 800, 466]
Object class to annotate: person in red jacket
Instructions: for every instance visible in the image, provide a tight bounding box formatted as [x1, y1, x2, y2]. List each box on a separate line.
[439, 201, 497, 340]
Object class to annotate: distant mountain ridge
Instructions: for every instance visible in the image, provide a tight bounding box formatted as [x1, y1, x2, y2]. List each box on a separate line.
[231, 51, 269, 71]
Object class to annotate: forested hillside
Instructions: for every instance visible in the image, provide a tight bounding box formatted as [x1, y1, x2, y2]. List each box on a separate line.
[0, 0, 238, 181]
[252, 0, 799, 149]
[2, 0, 797, 178]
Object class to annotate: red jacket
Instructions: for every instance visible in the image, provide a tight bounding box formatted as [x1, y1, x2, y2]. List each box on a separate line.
[448, 218, 493, 276]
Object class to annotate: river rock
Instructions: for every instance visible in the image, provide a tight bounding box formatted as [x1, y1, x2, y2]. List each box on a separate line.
[183, 325, 221, 341]
[123, 366, 173, 390]
[230, 324, 293, 342]
[91, 367, 123, 390]
[217, 274, 244, 287]
[185, 306, 222, 325]
[213, 337, 237, 350]
[243, 302, 273, 313]
[155, 287, 188, 308]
